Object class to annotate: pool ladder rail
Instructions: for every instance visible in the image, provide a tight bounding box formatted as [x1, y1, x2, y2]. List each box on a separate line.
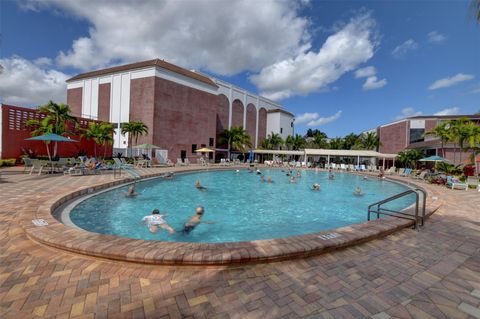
[367, 188, 426, 229]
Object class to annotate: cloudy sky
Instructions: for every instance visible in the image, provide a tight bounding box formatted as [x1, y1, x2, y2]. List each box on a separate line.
[0, 0, 479, 136]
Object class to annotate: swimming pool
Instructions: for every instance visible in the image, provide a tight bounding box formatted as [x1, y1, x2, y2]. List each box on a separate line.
[66, 169, 415, 243]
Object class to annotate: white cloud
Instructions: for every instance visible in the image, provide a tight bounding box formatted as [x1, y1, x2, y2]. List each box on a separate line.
[427, 31, 446, 43]
[428, 73, 475, 90]
[34, 57, 53, 66]
[0, 56, 68, 106]
[395, 107, 422, 120]
[251, 13, 378, 100]
[362, 76, 387, 90]
[296, 111, 342, 127]
[355, 66, 376, 78]
[26, 0, 310, 76]
[434, 107, 460, 116]
[471, 83, 480, 94]
[295, 112, 320, 124]
[392, 39, 418, 58]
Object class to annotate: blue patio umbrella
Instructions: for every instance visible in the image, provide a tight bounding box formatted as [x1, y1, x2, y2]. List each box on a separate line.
[419, 155, 448, 162]
[26, 133, 78, 165]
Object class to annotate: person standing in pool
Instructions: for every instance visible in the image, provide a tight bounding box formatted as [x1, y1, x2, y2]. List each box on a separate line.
[354, 187, 363, 196]
[124, 183, 138, 197]
[142, 209, 175, 234]
[182, 206, 215, 234]
[195, 180, 207, 191]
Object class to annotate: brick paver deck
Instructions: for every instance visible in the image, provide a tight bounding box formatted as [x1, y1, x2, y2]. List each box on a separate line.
[0, 166, 479, 318]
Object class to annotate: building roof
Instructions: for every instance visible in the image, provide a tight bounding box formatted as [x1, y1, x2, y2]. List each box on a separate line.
[267, 109, 295, 117]
[407, 114, 480, 120]
[66, 59, 218, 88]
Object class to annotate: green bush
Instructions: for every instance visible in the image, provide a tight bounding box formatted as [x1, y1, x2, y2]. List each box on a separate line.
[0, 159, 16, 167]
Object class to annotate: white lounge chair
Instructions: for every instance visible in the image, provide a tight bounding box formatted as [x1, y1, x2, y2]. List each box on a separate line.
[466, 176, 480, 191]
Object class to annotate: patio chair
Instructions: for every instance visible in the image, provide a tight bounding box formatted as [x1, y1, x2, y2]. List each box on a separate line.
[340, 164, 347, 170]
[466, 176, 480, 191]
[446, 176, 468, 190]
[413, 170, 428, 180]
[400, 168, 412, 177]
[120, 158, 134, 167]
[360, 164, 366, 171]
[184, 158, 190, 166]
[22, 158, 33, 174]
[29, 159, 45, 175]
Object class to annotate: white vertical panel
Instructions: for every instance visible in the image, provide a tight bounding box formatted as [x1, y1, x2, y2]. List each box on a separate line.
[120, 73, 131, 123]
[82, 80, 92, 118]
[90, 78, 99, 119]
[111, 75, 122, 148]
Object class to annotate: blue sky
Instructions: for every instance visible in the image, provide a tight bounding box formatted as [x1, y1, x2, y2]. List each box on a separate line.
[0, 0, 479, 137]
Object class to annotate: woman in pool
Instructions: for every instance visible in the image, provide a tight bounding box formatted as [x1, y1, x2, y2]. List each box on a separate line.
[290, 176, 297, 183]
[141, 209, 175, 234]
[267, 176, 273, 183]
[312, 183, 320, 191]
[354, 187, 363, 196]
[260, 175, 265, 183]
[195, 180, 207, 191]
[124, 183, 138, 197]
[182, 206, 215, 234]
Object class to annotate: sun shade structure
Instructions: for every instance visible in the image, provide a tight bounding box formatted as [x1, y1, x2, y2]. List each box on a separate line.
[25, 133, 78, 143]
[419, 155, 449, 162]
[133, 143, 162, 149]
[195, 147, 214, 153]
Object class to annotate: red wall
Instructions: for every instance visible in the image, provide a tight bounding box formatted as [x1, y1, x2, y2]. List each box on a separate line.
[216, 94, 229, 149]
[246, 104, 256, 145]
[98, 83, 111, 122]
[257, 108, 267, 145]
[231, 100, 244, 128]
[67, 88, 83, 117]
[1, 104, 112, 159]
[378, 121, 408, 154]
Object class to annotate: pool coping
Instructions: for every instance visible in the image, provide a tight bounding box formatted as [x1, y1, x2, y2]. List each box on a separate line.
[19, 167, 443, 265]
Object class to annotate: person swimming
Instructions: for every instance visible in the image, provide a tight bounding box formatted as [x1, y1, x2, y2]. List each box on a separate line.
[312, 183, 320, 191]
[124, 184, 139, 197]
[260, 175, 265, 183]
[235, 169, 240, 174]
[256, 169, 262, 175]
[290, 176, 297, 183]
[182, 206, 215, 234]
[164, 172, 174, 180]
[363, 175, 368, 181]
[328, 173, 335, 180]
[354, 187, 363, 196]
[296, 170, 302, 178]
[141, 209, 175, 234]
[267, 176, 273, 183]
[195, 180, 207, 191]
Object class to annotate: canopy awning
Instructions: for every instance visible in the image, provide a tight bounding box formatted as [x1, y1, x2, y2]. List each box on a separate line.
[253, 148, 397, 158]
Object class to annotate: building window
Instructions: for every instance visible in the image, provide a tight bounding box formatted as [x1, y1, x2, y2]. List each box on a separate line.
[191, 144, 197, 153]
[209, 138, 214, 147]
[201, 144, 206, 148]
[291, 122, 293, 127]
[280, 128, 283, 134]
[409, 129, 425, 144]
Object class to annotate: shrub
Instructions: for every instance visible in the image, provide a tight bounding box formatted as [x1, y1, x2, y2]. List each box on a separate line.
[0, 159, 16, 167]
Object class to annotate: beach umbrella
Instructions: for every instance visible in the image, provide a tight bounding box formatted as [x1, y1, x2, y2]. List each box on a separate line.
[133, 143, 161, 158]
[419, 155, 449, 162]
[195, 147, 214, 153]
[25, 133, 78, 170]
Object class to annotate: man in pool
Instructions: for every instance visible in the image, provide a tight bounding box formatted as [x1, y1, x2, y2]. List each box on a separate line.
[312, 183, 320, 191]
[124, 183, 138, 197]
[182, 206, 214, 234]
[354, 186, 363, 196]
[142, 209, 175, 234]
[195, 180, 207, 191]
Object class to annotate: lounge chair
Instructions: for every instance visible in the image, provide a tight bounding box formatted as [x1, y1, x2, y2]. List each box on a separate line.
[22, 158, 33, 173]
[413, 170, 428, 180]
[400, 168, 412, 177]
[385, 166, 396, 175]
[184, 158, 190, 166]
[340, 164, 347, 170]
[360, 164, 366, 171]
[466, 176, 480, 191]
[446, 176, 468, 190]
[29, 159, 45, 175]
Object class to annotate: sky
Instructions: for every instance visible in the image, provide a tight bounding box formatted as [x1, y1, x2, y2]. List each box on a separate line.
[0, 0, 479, 137]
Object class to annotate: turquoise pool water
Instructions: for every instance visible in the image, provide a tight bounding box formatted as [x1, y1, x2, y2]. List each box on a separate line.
[68, 169, 415, 243]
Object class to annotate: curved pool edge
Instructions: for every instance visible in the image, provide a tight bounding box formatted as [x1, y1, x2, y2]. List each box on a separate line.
[19, 168, 443, 265]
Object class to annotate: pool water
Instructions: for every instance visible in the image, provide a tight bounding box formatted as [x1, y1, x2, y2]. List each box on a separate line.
[68, 169, 415, 243]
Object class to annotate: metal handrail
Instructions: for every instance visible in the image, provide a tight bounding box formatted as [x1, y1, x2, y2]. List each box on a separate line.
[368, 188, 426, 229]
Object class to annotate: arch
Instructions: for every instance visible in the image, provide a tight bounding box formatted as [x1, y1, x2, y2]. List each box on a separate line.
[257, 107, 267, 145]
[216, 94, 230, 149]
[231, 99, 244, 128]
[245, 103, 257, 145]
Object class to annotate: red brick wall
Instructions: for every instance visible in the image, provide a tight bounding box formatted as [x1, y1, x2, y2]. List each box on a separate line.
[216, 94, 229, 149]
[378, 121, 408, 154]
[97, 83, 111, 122]
[129, 77, 155, 145]
[1, 104, 112, 159]
[245, 104, 256, 145]
[152, 77, 217, 161]
[258, 108, 267, 144]
[425, 119, 438, 132]
[231, 100, 244, 128]
[67, 88, 83, 117]
[443, 148, 473, 165]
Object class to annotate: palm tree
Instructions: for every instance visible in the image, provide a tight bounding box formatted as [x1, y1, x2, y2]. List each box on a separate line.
[292, 134, 306, 150]
[470, 0, 480, 23]
[26, 101, 78, 157]
[354, 132, 381, 150]
[425, 121, 450, 157]
[285, 135, 295, 150]
[82, 122, 115, 159]
[329, 137, 344, 150]
[26, 116, 54, 160]
[343, 133, 359, 150]
[121, 121, 149, 157]
[397, 149, 424, 168]
[313, 133, 328, 149]
[220, 126, 252, 158]
[260, 138, 272, 150]
[267, 133, 283, 150]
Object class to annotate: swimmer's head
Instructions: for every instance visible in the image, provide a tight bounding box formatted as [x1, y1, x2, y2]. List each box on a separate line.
[152, 209, 160, 215]
[196, 206, 205, 215]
